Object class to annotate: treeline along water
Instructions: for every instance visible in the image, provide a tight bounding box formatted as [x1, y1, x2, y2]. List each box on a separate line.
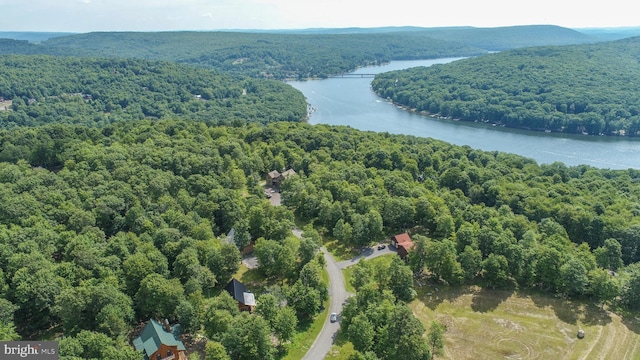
[288, 58, 640, 170]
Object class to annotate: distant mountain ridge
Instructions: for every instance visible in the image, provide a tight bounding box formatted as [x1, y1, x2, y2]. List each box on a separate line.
[0, 25, 628, 80]
[218, 25, 598, 50]
[575, 27, 640, 41]
[0, 32, 75, 42]
[408, 25, 597, 50]
[221, 26, 475, 34]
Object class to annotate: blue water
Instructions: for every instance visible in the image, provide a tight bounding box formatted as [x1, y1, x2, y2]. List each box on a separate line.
[289, 58, 640, 169]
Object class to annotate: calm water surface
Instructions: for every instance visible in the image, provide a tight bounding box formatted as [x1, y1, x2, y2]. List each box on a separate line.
[289, 58, 640, 170]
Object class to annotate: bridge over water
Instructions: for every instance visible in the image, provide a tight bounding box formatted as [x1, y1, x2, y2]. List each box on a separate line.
[329, 73, 376, 78]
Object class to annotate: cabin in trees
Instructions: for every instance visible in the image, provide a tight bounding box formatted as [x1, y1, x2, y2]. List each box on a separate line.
[224, 278, 256, 312]
[392, 233, 414, 260]
[133, 319, 187, 360]
[265, 168, 296, 187]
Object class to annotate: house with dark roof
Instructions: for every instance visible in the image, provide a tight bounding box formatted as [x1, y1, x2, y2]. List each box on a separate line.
[132, 319, 187, 360]
[391, 232, 414, 260]
[224, 278, 256, 312]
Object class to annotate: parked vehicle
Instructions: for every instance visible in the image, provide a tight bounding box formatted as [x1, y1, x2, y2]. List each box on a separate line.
[377, 244, 386, 250]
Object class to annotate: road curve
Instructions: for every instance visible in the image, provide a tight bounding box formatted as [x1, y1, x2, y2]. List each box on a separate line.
[301, 247, 349, 360]
[336, 244, 395, 269]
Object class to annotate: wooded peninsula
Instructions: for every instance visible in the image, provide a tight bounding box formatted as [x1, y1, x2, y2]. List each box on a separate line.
[372, 37, 640, 136]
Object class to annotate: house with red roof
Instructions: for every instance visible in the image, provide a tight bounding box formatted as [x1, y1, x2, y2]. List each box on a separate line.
[391, 232, 414, 260]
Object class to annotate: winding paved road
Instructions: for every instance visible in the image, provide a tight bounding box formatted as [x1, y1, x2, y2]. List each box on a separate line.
[265, 188, 395, 359]
[301, 243, 396, 360]
[301, 247, 349, 360]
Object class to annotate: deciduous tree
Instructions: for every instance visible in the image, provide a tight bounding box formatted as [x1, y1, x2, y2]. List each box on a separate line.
[428, 321, 445, 359]
[221, 313, 274, 360]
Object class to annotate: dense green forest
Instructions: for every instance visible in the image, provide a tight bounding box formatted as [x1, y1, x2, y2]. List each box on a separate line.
[0, 119, 639, 358]
[372, 36, 640, 136]
[0, 26, 604, 82]
[0, 26, 598, 80]
[0, 32, 485, 79]
[3, 31, 483, 79]
[1, 26, 639, 359]
[0, 55, 306, 128]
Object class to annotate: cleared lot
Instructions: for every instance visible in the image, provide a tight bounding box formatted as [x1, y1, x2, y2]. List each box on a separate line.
[410, 286, 640, 360]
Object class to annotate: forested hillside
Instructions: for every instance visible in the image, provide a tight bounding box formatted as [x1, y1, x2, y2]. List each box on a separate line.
[0, 26, 600, 80]
[0, 55, 306, 128]
[410, 25, 596, 51]
[41, 31, 485, 79]
[0, 120, 639, 358]
[372, 36, 640, 136]
[2, 31, 486, 79]
[223, 25, 596, 50]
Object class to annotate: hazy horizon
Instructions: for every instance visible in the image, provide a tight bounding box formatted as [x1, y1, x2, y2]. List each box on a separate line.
[2, 24, 640, 36]
[0, 0, 637, 33]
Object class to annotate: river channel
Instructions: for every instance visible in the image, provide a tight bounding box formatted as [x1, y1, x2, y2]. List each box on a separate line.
[288, 58, 640, 170]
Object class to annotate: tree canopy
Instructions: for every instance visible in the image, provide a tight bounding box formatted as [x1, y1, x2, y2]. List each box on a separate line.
[1, 25, 638, 359]
[0, 54, 306, 128]
[0, 119, 638, 346]
[372, 36, 640, 136]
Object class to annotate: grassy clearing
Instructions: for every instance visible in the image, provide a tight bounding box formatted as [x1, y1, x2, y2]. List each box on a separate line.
[324, 239, 359, 262]
[326, 339, 356, 360]
[411, 285, 640, 360]
[0, 100, 11, 111]
[237, 264, 280, 295]
[342, 266, 356, 294]
[338, 257, 640, 360]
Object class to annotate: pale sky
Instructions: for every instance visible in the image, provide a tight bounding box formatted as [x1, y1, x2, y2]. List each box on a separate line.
[0, 0, 636, 33]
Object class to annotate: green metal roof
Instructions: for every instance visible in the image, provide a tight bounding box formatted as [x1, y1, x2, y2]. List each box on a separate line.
[133, 319, 186, 359]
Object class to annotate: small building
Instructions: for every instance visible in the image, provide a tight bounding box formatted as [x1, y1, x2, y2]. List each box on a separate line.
[391, 232, 414, 260]
[266, 170, 281, 187]
[132, 319, 187, 360]
[224, 278, 256, 312]
[281, 168, 297, 179]
[265, 168, 296, 187]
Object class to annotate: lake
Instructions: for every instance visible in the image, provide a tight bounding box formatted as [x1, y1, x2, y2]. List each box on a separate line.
[288, 58, 640, 170]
